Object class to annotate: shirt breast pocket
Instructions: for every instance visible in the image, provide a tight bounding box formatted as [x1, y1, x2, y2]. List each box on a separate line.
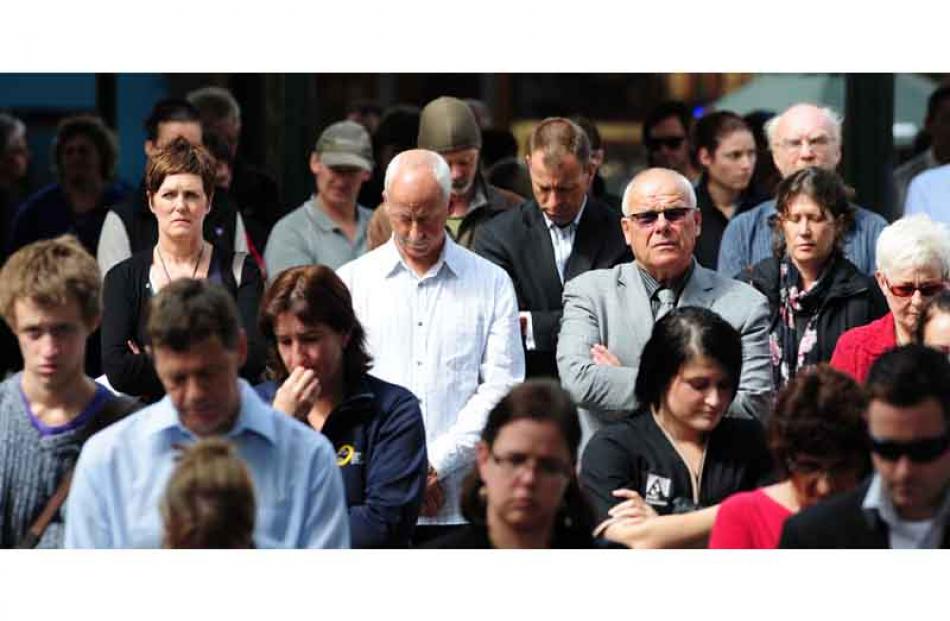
[444, 315, 486, 375]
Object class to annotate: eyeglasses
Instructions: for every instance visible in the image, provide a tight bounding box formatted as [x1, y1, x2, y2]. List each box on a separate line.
[625, 207, 694, 228]
[646, 136, 686, 151]
[775, 135, 834, 152]
[883, 279, 946, 298]
[869, 433, 949, 463]
[490, 452, 572, 480]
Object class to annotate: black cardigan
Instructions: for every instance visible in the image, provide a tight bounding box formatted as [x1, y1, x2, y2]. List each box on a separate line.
[100, 246, 265, 401]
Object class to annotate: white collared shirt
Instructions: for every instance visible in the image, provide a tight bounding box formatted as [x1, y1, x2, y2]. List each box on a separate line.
[862, 473, 950, 549]
[337, 236, 525, 524]
[541, 196, 587, 285]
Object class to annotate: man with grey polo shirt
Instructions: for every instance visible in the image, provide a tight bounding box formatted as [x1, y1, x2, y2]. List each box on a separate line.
[264, 121, 374, 278]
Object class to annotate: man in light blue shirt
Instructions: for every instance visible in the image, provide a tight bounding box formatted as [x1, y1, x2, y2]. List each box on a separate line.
[64, 279, 349, 548]
[717, 103, 887, 278]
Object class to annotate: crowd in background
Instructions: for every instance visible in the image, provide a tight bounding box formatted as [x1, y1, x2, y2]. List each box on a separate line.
[0, 83, 947, 549]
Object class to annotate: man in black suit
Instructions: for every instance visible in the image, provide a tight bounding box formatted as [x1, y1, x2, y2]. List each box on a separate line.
[473, 117, 631, 378]
[780, 344, 950, 548]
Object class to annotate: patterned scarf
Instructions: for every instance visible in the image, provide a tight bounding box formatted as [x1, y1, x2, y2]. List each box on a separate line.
[769, 255, 835, 389]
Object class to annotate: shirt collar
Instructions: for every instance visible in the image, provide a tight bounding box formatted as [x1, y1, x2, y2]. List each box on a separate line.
[141, 379, 277, 446]
[636, 257, 695, 296]
[862, 472, 950, 528]
[308, 195, 367, 233]
[541, 195, 587, 231]
[381, 235, 462, 280]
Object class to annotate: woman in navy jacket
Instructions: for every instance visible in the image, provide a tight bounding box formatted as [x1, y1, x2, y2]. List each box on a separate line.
[256, 265, 427, 548]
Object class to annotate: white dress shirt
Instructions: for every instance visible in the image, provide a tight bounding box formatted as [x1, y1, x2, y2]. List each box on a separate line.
[337, 236, 525, 524]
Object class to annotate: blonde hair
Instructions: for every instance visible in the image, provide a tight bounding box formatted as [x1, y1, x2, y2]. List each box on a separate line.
[161, 438, 256, 549]
[0, 235, 101, 329]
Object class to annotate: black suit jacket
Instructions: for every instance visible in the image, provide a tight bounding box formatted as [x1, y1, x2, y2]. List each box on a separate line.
[473, 197, 631, 378]
[779, 478, 950, 549]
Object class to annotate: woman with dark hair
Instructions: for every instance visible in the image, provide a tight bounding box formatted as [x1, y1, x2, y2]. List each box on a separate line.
[741, 166, 887, 389]
[100, 136, 264, 401]
[709, 364, 870, 548]
[915, 289, 950, 354]
[581, 307, 772, 548]
[426, 379, 596, 548]
[692, 111, 759, 268]
[162, 438, 256, 549]
[255, 264, 427, 548]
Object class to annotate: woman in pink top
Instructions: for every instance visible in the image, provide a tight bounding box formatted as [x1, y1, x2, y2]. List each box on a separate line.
[709, 364, 870, 548]
[831, 214, 950, 383]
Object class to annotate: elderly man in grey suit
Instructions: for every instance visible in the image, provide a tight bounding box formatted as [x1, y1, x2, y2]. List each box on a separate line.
[557, 167, 772, 446]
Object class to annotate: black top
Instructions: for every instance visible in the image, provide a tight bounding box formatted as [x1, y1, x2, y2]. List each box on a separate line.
[693, 173, 760, 270]
[422, 523, 599, 549]
[580, 410, 773, 524]
[780, 478, 950, 549]
[100, 245, 265, 401]
[740, 253, 889, 364]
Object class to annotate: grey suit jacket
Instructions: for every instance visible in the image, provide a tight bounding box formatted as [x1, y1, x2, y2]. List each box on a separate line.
[556, 261, 772, 441]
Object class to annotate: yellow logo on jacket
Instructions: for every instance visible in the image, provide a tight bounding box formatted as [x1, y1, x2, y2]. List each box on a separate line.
[337, 444, 356, 466]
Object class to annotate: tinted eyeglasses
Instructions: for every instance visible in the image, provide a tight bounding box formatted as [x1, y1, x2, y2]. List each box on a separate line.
[646, 136, 686, 151]
[883, 279, 946, 298]
[869, 433, 949, 463]
[626, 207, 694, 228]
[490, 452, 572, 480]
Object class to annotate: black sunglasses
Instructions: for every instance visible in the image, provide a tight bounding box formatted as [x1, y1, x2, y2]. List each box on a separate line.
[869, 433, 949, 463]
[626, 207, 694, 228]
[646, 136, 686, 151]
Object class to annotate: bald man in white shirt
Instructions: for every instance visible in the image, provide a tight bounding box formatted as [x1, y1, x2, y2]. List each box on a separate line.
[337, 149, 525, 543]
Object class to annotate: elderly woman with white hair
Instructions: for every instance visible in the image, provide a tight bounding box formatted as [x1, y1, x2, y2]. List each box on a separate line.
[831, 213, 950, 382]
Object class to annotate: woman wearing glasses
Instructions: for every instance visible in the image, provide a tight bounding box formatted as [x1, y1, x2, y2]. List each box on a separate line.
[709, 364, 870, 548]
[426, 379, 596, 548]
[832, 214, 950, 381]
[581, 307, 772, 548]
[692, 111, 760, 269]
[741, 166, 887, 389]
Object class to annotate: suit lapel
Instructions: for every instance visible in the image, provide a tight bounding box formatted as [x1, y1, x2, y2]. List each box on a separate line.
[678, 263, 716, 309]
[616, 263, 654, 358]
[525, 203, 565, 300]
[564, 200, 600, 282]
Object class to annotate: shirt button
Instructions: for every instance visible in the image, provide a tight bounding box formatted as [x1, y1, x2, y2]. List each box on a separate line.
[417, 321, 423, 327]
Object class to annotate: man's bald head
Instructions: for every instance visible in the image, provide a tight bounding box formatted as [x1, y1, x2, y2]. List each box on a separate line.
[621, 167, 696, 216]
[765, 103, 843, 178]
[383, 149, 452, 273]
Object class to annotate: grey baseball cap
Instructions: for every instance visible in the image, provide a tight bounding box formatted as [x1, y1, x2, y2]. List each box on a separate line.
[315, 120, 374, 171]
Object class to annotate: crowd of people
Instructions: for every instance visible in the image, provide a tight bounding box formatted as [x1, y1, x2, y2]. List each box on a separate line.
[0, 85, 947, 549]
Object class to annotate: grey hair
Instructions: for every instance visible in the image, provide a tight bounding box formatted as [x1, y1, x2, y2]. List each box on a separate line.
[384, 149, 452, 203]
[186, 86, 241, 122]
[0, 113, 25, 153]
[876, 214, 950, 279]
[620, 168, 697, 216]
[764, 103, 843, 146]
